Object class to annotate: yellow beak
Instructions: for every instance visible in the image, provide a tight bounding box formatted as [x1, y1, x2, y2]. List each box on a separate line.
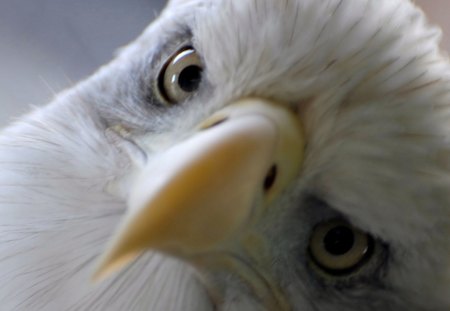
[94, 98, 304, 281]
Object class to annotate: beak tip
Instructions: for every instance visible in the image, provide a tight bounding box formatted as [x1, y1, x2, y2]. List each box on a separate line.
[91, 257, 114, 284]
[91, 250, 141, 284]
[91, 269, 107, 284]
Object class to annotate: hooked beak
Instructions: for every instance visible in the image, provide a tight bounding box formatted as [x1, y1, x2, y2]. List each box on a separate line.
[93, 98, 304, 282]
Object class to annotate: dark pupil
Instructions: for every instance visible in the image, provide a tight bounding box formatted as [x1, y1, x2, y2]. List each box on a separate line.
[178, 65, 202, 92]
[263, 165, 277, 191]
[323, 226, 355, 256]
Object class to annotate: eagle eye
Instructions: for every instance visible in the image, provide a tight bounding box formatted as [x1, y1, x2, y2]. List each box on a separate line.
[157, 47, 203, 104]
[308, 219, 374, 275]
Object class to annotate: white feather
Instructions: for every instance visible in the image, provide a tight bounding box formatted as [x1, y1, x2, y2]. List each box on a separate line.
[2, 0, 450, 309]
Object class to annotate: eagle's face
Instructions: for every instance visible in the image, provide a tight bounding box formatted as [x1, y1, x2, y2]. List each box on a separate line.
[1, 0, 450, 310]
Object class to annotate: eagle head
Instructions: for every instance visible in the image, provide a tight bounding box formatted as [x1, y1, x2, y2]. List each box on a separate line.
[1, 0, 450, 310]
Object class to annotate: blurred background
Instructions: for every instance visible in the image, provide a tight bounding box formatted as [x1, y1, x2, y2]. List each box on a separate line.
[0, 0, 165, 126]
[0, 0, 448, 127]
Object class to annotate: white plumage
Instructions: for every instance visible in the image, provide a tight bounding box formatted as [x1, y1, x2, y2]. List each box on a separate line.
[1, 0, 450, 310]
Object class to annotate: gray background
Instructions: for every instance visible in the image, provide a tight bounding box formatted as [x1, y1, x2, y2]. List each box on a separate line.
[0, 0, 165, 126]
[0, 0, 448, 127]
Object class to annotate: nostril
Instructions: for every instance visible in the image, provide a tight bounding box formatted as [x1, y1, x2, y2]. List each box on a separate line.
[263, 165, 277, 191]
[208, 118, 227, 128]
[200, 116, 228, 130]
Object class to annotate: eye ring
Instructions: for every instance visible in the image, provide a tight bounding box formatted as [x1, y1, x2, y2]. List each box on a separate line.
[309, 220, 374, 275]
[157, 47, 203, 104]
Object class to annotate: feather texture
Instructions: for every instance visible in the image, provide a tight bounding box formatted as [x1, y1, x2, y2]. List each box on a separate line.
[1, 0, 450, 310]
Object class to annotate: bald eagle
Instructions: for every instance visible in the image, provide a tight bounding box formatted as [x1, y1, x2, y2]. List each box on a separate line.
[1, 0, 450, 310]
